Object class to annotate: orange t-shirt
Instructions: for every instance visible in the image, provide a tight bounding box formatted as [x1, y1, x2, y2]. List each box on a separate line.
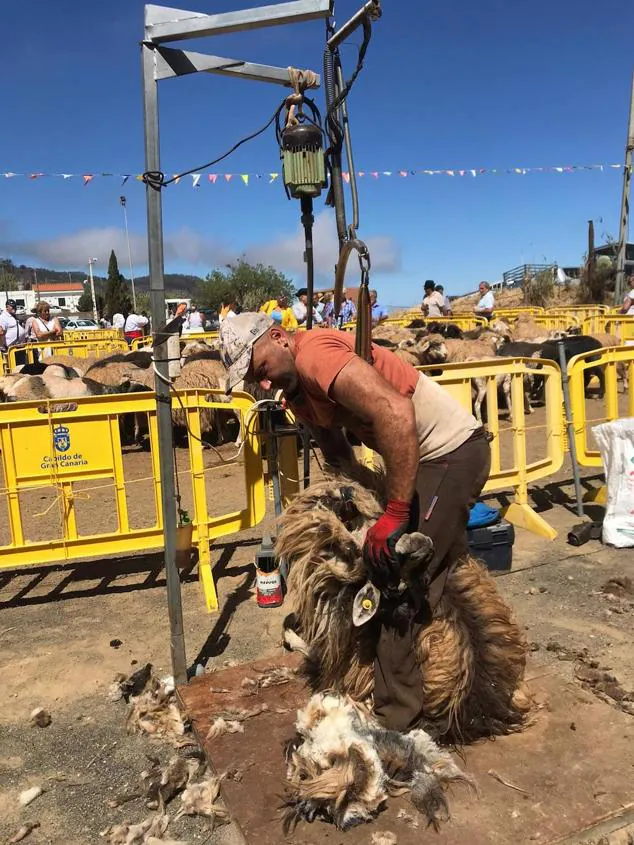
[288, 330, 418, 447]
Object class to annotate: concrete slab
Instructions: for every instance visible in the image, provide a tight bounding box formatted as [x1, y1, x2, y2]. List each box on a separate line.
[178, 656, 634, 845]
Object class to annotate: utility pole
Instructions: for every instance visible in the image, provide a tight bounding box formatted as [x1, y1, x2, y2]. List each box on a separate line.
[120, 196, 137, 311]
[615, 73, 634, 305]
[88, 258, 98, 321]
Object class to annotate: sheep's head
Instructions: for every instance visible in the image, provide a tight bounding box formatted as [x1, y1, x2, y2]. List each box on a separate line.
[416, 334, 447, 365]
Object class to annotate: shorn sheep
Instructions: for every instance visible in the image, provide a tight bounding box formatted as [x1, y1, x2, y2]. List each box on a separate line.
[278, 473, 531, 828]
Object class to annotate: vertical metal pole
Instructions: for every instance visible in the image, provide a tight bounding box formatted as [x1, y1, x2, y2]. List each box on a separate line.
[615, 74, 634, 305]
[301, 195, 314, 488]
[142, 41, 187, 685]
[88, 259, 98, 322]
[558, 341, 584, 518]
[121, 196, 137, 312]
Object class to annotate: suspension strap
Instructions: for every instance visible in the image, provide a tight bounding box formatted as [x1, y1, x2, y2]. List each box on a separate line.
[285, 67, 319, 129]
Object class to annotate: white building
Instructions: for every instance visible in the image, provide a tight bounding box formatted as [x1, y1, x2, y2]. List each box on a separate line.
[3, 281, 85, 313]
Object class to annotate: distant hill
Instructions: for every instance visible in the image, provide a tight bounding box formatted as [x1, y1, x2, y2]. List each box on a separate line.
[0, 258, 205, 296]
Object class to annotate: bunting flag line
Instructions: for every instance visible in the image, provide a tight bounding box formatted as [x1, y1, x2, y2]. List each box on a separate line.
[0, 163, 628, 187]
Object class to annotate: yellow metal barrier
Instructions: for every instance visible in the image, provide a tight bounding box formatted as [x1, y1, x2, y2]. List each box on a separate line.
[64, 329, 123, 341]
[493, 308, 545, 319]
[340, 316, 488, 332]
[414, 358, 565, 540]
[0, 389, 266, 612]
[568, 345, 634, 470]
[7, 339, 128, 369]
[1, 352, 7, 375]
[130, 331, 220, 351]
[582, 315, 634, 342]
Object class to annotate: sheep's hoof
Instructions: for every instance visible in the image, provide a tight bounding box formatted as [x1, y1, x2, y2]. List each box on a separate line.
[395, 532, 434, 562]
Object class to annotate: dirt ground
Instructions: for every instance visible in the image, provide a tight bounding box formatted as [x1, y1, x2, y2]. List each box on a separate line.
[1, 402, 633, 843]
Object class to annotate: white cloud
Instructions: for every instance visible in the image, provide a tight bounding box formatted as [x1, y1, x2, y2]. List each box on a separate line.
[0, 212, 401, 280]
[243, 211, 401, 278]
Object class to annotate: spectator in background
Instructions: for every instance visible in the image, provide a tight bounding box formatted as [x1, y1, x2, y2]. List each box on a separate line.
[313, 291, 324, 318]
[292, 288, 322, 326]
[435, 285, 452, 315]
[29, 301, 64, 342]
[184, 304, 204, 332]
[0, 299, 26, 355]
[474, 281, 495, 321]
[421, 280, 446, 318]
[260, 294, 298, 331]
[112, 311, 125, 332]
[322, 288, 357, 327]
[620, 275, 634, 315]
[219, 299, 237, 323]
[341, 288, 357, 325]
[124, 310, 149, 345]
[370, 289, 388, 324]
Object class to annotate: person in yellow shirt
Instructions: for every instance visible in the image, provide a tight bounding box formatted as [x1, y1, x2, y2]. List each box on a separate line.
[259, 294, 297, 331]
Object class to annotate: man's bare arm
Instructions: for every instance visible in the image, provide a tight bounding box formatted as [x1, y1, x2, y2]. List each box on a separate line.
[329, 356, 419, 503]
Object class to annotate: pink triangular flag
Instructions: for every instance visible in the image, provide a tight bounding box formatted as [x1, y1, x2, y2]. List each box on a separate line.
[446, 170, 455, 176]
[357, 171, 365, 177]
[30, 173, 44, 179]
[208, 174, 218, 184]
[225, 174, 233, 182]
[399, 171, 408, 177]
[83, 174, 93, 185]
[371, 172, 379, 179]
[342, 172, 350, 183]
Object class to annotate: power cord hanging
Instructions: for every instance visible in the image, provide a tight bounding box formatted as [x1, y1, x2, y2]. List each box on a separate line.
[143, 102, 285, 191]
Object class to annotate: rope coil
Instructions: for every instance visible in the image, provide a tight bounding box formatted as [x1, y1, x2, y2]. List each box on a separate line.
[285, 67, 320, 129]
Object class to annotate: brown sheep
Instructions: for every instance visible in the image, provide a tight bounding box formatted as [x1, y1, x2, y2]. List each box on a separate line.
[510, 316, 550, 343]
[278, 475, 531, 745]
[415, 335, 509, 423]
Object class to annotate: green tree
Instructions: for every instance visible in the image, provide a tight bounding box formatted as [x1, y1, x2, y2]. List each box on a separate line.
[0, 259, 18, 294]
[196, 259, 294, 312]
[77, 287, 105, 316]
[104, 250, 132, 318]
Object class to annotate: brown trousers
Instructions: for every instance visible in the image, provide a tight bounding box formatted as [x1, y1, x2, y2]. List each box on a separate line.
[373, 428, 491, 732]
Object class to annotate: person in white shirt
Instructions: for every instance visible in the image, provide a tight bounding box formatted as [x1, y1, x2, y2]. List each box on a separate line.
[0, 299, 26, 352]
[435, 284, 452, 316]
[421, 280, 446, 318]
[474, 281, 495, 321]
[124, 312, 149, 344]
[620, 276, 634, 315]
[112, 312, 125, 331]
[184, 305, 205, 333]
[292, 288, 323, 325]
[29, 301, 64, 342]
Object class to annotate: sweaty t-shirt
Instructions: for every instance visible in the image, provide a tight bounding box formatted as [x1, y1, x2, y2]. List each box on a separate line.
[288, 330, 478, 461]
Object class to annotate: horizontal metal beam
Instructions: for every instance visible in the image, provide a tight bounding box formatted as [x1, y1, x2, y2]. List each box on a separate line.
[154, 45, 319, 86]
[327, 0, 381, 51]
[145, 0, 332, 43]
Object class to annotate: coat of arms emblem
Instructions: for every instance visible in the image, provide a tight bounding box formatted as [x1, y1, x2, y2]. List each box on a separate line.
[53, 424, 70, 453]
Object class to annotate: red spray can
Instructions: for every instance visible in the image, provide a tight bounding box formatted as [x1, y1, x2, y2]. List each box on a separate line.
[255, 535, 283, 608]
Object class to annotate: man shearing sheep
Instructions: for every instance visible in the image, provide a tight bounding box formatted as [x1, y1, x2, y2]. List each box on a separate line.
[220, 313, 491, 731]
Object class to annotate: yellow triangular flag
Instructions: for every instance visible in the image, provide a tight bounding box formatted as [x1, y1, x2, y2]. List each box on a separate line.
[241, 174, 249, 186]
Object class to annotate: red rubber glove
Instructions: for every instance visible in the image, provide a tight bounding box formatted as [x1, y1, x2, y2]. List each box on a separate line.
[363, 500, 412, 589]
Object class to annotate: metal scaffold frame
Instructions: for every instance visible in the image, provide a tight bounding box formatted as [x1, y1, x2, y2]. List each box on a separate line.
[141, 0, 331, 683]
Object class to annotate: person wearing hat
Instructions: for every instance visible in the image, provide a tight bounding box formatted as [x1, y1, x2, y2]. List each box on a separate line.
[219, 312, 489, 732]
[421, 280, 446, 318]
[0, 299, 26, 355]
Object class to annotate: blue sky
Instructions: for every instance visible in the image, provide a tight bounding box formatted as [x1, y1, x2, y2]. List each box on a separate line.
[2, 0, 633, 304]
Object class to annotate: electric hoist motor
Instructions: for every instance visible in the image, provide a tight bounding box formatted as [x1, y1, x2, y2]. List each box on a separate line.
[281, 123, 327, 199]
